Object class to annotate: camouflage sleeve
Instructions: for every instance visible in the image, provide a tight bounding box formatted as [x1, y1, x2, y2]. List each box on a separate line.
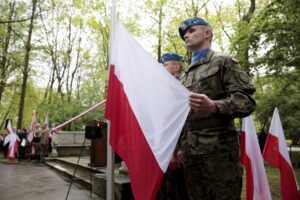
[213, 57, 256, 118]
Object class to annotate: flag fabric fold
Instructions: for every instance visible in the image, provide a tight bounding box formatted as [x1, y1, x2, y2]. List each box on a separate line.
[241, 115, 271, 200]
[263, 108, 300, 200]
[3, 120, 19, 160]
[105, 21, 190, 200]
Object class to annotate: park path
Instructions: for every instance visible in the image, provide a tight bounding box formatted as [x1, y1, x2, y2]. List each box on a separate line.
[0, 162, 103, 200]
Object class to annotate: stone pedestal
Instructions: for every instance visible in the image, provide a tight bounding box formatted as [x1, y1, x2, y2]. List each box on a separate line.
[50, 134, 58, 157]
[92, 170, 133, 200]
[118, 161, 129, 175]
[50, 144, 58, 157]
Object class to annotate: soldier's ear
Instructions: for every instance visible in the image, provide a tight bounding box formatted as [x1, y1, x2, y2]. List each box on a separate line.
[175, 63, 180, 71]
[204, 27, 212, 40]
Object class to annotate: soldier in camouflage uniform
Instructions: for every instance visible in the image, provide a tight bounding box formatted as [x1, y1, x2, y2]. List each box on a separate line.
[157, 52, 189, 200]
[177, 17, 256, 200]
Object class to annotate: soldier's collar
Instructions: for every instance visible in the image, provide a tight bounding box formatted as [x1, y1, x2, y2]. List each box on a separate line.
[191, 48, 210, 65]
[187, 49, 215, 71]
[178, 71, 185, 81]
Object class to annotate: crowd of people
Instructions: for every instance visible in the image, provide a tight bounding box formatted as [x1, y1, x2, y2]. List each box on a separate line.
[0, 122, 56, 163]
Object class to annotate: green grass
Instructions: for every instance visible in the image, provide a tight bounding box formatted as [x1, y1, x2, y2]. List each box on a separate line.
[241, 163, 300, 200]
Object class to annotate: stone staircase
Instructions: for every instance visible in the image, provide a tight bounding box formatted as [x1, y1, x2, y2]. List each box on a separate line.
[44, 157, 134, 200]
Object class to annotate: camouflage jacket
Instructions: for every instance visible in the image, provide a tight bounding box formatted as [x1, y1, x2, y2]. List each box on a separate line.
[179, 49, 256, 155]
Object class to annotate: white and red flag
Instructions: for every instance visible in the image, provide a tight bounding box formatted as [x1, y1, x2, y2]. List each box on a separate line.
[27, 110, 37, 142]
[105, 21, 190, 200]
[3, 120, 19, 160]
[241, 115, 271, 200]
[44, 112, 52, 139]
[263, 108, 300, 200]
[44, 112, 49, 129]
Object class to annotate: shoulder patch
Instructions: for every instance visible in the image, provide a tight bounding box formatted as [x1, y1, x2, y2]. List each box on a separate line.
[231, 58, 239, 64]
[239, 72, 250, 83]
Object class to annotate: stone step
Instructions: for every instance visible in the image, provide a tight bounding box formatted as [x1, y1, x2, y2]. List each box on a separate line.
[45, 160, 96, 190]
[56, 145, 91, 157]
[45, 157, 106, 174]
[92, 173, 134, 200]
[45, 157, 133, 200]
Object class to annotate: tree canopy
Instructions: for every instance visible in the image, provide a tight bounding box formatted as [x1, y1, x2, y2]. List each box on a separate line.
[0, 0, 299, 143]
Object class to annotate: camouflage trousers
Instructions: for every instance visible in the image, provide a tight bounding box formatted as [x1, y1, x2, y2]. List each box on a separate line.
[183, 150, 243, 200]
[156, 166, 189, 200]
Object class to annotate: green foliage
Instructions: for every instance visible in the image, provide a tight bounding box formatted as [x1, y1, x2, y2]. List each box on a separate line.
[258, 73, 300, 144]
[257, 1, 300, 72]
[0, 0, 299, 143]
[37, 92, 105, 131]
[73, 0, 82, 9]
[241, 164, 300, 199]
[244, 0, 300, 143]
[73, 15, 84, 27]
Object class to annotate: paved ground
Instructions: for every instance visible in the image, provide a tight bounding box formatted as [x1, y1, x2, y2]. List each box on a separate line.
[0, 162, 103, 200]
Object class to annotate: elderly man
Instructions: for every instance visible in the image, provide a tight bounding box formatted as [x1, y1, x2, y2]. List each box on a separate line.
[157, 52, 189, 200]
[178, 17, 256, 200]
[160, 52, 184, 79]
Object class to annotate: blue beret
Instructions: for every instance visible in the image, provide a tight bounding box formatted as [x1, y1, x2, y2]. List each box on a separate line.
[160, 52, 184, 63]
[179, 17, 210, 40]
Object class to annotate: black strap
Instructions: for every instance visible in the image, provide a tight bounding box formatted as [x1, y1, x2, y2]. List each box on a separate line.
[183, 117, 232, 131]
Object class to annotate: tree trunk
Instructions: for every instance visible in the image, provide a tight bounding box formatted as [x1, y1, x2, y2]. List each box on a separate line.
[17, 0, 37, 129]
[239, 0, 256, 72]
[66, 17, 72, 101]
[242, 0, 255, 71]
[68, 28, 82, 102]
[0, 2, 15, 106]
[0, 109, 10, 129]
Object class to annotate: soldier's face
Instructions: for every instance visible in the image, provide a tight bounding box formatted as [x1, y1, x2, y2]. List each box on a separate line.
[163, 61, 181, 76]
[184, 25, 210, 52]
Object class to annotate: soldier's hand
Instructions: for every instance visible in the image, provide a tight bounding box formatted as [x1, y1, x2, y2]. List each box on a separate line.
[189, 92, 218, 116]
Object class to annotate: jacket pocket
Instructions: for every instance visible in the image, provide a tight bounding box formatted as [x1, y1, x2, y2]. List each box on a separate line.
[196, 66, 224, 99]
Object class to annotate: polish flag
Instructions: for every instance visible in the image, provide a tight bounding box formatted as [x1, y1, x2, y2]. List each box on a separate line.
[241, 115, 271, 200]
[44, 113, 52, 139]
[27, 110, 37, 142]
[44, 112, 49, 129]
[3, 120, 20, 160]
[105, 21, 190, 200]
[263, 108, 300, 200]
